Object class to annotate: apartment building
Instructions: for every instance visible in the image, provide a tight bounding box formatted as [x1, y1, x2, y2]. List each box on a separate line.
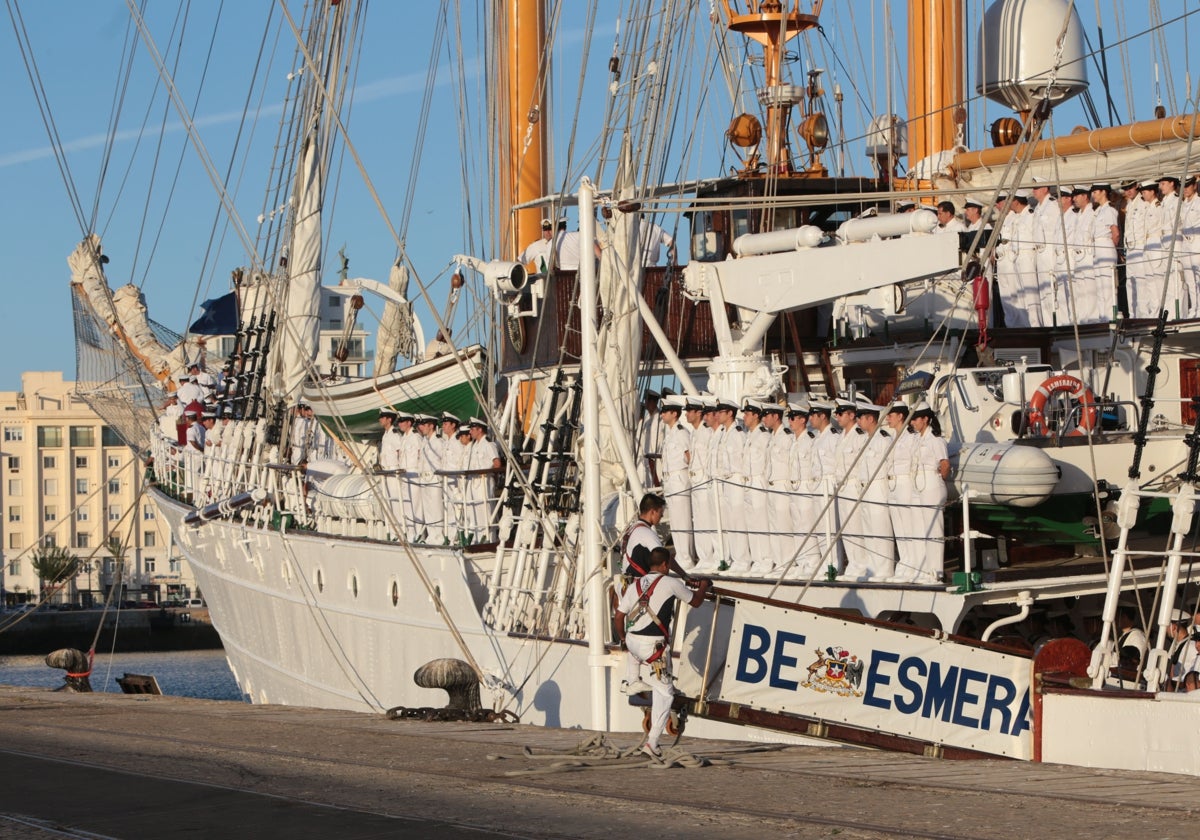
[0, 371, 196, 606]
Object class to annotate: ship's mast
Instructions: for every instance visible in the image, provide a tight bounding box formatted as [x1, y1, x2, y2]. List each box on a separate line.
[907, 0, 964, 179]
[722, 1, 823, 177]
[500, 0, 549, 258]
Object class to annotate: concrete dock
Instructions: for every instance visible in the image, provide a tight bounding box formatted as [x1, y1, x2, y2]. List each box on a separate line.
[0, 686, 1193, 839]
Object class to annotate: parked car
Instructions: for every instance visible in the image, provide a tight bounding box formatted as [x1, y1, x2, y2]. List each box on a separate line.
[182, 598, 206, 608]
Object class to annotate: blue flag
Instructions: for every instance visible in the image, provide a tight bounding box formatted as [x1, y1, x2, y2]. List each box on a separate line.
[188, 292, 239, 335]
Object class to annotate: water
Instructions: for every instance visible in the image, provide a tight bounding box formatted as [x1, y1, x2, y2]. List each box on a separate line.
[0, 649, 245, 701]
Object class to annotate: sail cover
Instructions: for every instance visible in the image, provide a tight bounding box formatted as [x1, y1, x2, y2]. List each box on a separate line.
[278, 131, 323, 400]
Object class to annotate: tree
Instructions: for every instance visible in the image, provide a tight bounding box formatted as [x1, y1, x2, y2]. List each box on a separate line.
[31, 544, 80, 600]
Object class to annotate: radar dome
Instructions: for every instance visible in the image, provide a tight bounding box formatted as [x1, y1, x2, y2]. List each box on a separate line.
[976, 0, 1087, 113]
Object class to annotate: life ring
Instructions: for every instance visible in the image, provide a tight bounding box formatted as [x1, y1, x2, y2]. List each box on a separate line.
[1026, 374, 1098, 436]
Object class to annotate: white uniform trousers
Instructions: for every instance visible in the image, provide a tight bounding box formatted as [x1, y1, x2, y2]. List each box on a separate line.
[744, 477, 773, 573]
[888, 474, 919, 579]
[1127, 249, 1164, 319]
[786, 485, 823, 578]
[1183, 247, 1200, 318]
[768, 481, 795, 574]
[841, 479, 893, 580]
[384, 475, 406, 541]
[1090, 248, 1118, 322]
[444, 479, 464, 543]
[626, 632, 674, 751]
[690, 475, 717, 569]
[465, 475, 492, 543]
[1034, 248, 1057, 325]
[662, 472, 694, 566]
[911, 468, 947, 582]
[416, 476, 444, 543]
[716, 478, 749, 572]
[1017, 252, 1044, 327]
[1066, 249, 1095, 323]
[995, 256, 1025, 327]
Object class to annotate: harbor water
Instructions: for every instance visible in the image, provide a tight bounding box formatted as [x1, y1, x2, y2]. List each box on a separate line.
[0, 649, 244, 701]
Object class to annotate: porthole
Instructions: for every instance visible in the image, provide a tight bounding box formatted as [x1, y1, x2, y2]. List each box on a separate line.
[315, 567, 324, 593]
[350, 572, 359, 599]
[390, 580, 400, 607]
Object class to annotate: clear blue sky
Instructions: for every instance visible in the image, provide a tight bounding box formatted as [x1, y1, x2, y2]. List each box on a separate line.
[1, 2, 1191, 392]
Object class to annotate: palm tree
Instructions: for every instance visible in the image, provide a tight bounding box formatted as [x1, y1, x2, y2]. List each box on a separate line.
[30, 544, 80, 604]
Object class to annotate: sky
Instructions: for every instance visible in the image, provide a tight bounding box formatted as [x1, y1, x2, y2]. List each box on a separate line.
[1, 1, 1194, 394]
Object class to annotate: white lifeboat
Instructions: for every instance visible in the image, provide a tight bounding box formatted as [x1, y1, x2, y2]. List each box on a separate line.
[953, 442, 1060, 508]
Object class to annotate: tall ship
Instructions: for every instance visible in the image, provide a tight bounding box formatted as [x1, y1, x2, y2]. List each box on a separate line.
[32, 0, 1200, 774]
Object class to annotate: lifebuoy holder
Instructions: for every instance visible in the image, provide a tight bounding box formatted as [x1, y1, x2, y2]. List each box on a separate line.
[1027, 374, 1098, 436]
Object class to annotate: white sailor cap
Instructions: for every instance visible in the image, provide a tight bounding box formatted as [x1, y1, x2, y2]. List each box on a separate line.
[178, 375, 191, 383]
[683, 394, 704, 411]
[456, 424, 471, 436]
[541, 218, 553, 229]
[886, 398, 910, 416]
[834, 396, 857, 414]
[760, 401, 785, 415]
[741, 398, 763, 414]
[963, 196, 984, 210]
[468, 416, 488, 428]
[896, 198, 916, 211]
[1140, 179, 1160, 190]
[787, 398, 811, 417]
[808, 397, 834, 414]
[910, 400, 935, 419]
[1030, 175, 1048, 184]
[1089, 182, 1111, 193]
[853, 395, 885, 416]
[441, 412, 461, 425]
[715, 397, 738, 412]
[1170, 609, 1192, 626]
[379, 407, 399, 420]
[1012, 188, 1031, 200]
[1071, 185, 1091, 195]
[415, 413, 437, 424]
[201, 409, 217, 420]
[1158, 174, 1181, 185]
[661, 394, 687, 411]
[699, 396, 719, 413]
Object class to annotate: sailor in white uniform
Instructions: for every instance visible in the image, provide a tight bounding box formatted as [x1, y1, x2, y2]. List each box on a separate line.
[741, 399, 773, 574]
[1180, 176, 1200, 318]
[395, 411, 422, 539]
[635, 390, 664, 488]
[1066, 186, 1095, 324]
[785, 398, 819, 578]
[689, 397, 720, 573]
[710, 397, 748, 573]
[1030, 179, 1062, 324]
[377, 408, 405, 539]
[845, 397, 893, 581]
[413, 414, 444, 543]
[831, 397, 863, 578]
[437, 413, 465, 542]
[1125, 180, 1153, 318]
[996, 191, 1039, 327]
[934, 200, 965, 235]
[884, 400, 918, 581]
[908, 400, 949, 583]
[1090, 183, 1120, 323]
[1159, 175, 1186, 317]
[808, 399, 839, 577]
[289, 402, 314, 464]
[658, 395, 694, 568]
[464, 417, 501, 544]
[761, 401, 793, 574]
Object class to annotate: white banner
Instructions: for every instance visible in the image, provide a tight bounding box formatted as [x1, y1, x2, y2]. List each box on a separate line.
[719, 601, 1032, 759]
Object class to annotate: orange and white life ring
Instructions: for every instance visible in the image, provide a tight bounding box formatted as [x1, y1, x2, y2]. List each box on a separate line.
[1027, 374, 1098, 436]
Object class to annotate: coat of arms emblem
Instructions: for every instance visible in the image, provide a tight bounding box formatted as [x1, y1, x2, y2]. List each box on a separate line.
[802, 645, 866, 697]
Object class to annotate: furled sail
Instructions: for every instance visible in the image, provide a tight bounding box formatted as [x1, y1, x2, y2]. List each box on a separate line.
[374, 259, 417, 375]
[277, 127, 323, 401]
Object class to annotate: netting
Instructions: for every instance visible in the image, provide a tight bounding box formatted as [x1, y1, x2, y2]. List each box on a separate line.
[71, 289, 178, 453]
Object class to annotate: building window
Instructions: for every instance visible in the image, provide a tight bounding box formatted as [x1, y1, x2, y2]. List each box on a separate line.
[8, 559, 20, 575]
[69, 426, 95, 447]
[328, 295, 341, 308]
[42, 456, 57, 470]
[107, 455, 120, 469]
[169, 558, 182, 574]
[44, 478, 58, 496]
[145, 557, 156, 573]
[76, 478, 88, 495]
[8, 534, 20, 550]
[3, 427, 23, 442]
[37, 426, 62, 448]
[107, 478, 121, 494]
[108, 505, 121, 522]
[75, 533, 90, 549]
[101, 427, 123, 447]
[143, 531, 156, 548]
[7, 456, 18, 471]
[76, 507, 89, 522]
[7, 506, 19, 523]
[44, 505, 57, 522]
[75, 456, 88, 470]
[7, 479, 20, 497]
[43, 534, 56, 548]
[143, 505, 156, 521]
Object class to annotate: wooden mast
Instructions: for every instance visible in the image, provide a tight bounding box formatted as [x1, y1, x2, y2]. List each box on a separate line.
[501, 0, 549, 259]
[907, 0, 963, 183]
